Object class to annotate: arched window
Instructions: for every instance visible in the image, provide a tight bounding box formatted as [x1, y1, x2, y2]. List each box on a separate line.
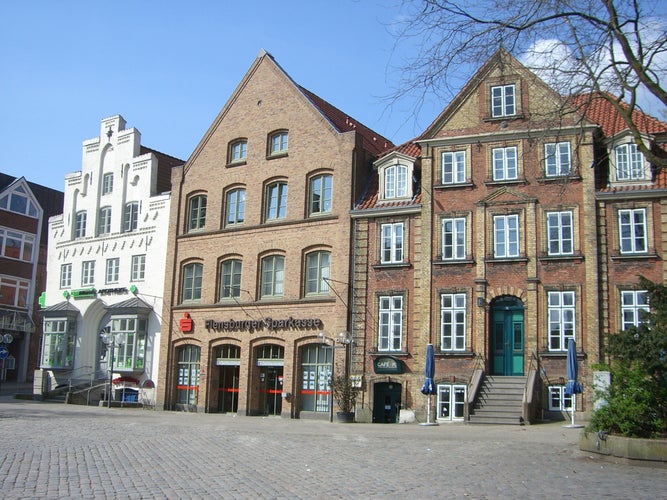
[228, 139, 248, 164]
[176, 345, 200, 406]
[182, 262, 203, 302]
[305, 250, 330, 295]
[309, 174, 332, 216]
[261, 255, 284, 298]
[219, 259, 242, 299]
[384, 164, 408, 199]
[268, 130, 288, 156]
[265, 182, 287, 221]
[225, 188, 245, 227]
[187, 195, 207, 232]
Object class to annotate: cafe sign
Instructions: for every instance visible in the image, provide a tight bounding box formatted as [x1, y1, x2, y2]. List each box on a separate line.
[373, 356, 403, 374]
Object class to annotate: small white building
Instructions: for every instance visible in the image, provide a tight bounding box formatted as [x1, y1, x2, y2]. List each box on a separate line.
[37, 115, 184, 405]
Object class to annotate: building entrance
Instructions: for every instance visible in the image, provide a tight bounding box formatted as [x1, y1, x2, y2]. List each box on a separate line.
[490, 296, 524, 376]
[373, 382, 402, 423]
[217, 365, 239, 413]
[259, 366, 283, 416]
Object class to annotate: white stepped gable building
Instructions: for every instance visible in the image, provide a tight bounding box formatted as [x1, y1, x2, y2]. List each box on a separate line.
[37, 115, 183, 403]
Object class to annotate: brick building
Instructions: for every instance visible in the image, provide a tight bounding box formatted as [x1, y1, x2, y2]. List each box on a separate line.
[0, 174, 63, 384]
[156, 50, 392, 416]
[351, 50, 667, 424]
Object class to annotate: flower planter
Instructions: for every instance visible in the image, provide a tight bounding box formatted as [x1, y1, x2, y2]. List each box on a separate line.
[336, 411, 355, 423]
[579, 431, 667, 463]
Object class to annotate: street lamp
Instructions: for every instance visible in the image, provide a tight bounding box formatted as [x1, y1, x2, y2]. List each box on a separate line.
[318, 331, 352, 422]
[100, 328, 126, 408]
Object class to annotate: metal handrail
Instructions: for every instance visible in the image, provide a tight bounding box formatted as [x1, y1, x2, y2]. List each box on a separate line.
[68, 365, 94, 391]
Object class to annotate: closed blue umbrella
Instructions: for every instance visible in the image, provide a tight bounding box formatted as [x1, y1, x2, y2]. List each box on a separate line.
[420, 343, 437, 425]
[564, 338, 583, 428]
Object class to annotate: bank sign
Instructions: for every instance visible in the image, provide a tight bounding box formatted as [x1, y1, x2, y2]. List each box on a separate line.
[205, 317, 322, 333]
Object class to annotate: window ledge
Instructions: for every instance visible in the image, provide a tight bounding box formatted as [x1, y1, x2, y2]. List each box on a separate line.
[538, 254, 584, 263]
[433, 258, 475, 266]
[433, 182, 474, 190]
[484, 256, 529, 264]
[540, 350, 585, 360]
[483, 178, 527, 187]
[482, 114, 525, 123]
[226, 160, 247, 168]
[611, 252, 659, 261]
[536, 174, 581, 184]
[369, 350, 409, 357]
[435, 350, 474, 358]
[372, 262, 412, 270]
[266, 152, 288, 160]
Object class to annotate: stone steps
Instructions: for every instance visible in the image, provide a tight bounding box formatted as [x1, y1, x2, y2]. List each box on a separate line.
[469, 376, 526, 425]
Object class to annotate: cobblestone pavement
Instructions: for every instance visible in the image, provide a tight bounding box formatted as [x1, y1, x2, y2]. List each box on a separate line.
[0, 394, 665, 499]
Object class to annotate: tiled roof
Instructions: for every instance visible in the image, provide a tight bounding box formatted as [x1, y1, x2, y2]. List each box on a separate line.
[298, 86, 394, 156]
[572, 93, 667, 138]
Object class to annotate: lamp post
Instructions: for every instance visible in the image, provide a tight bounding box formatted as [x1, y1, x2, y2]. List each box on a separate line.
[319, 331, 352, 422]
[100, 328, 126, 408]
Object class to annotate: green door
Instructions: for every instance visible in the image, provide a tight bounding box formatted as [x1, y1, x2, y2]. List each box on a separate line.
[491, 298, 524, 376]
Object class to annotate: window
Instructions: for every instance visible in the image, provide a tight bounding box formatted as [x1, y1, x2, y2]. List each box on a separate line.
[441, 293, 466, 351]
[109, 317, 147, 371]
[615, 143, 646, 181]
[41, 319, 75, 369]
[261, 255, 285, 298]
[229, 139, 247, 163]
[300, 344, 332, 413]
[176, 345, 201, 405]
[0, 228, 34, 262]
[81, 261, 95, 286]
[619, 208, 647, 254]
[124, 202, 139, 232]
[442, 151, 466, 184]
[491, 84, 516, 117]
[269, 131, 288, 155]
[309, 174, 332, 216]
[442, 218, 466, 260]
[548, 291, 575, 351]
[384, 164, 408, 199]
[225, 189, 245, 227]
[60, 263, 72, 289]
[106, 258, 119, 284]
[102, 173, 114, 194]
[74, 211, 87, 239]
[380, 222, 404, 264]
[187, 195, 206, 232]
[548, 386, 575, 411]
[305, 251, 330, 295]
[98, 207, 112, 235]
[494, 214, 519, 258]
[0, 184, 37, 217]
[621, 290, 649, 330]
[0, 275, 29, 307]
[131, 254, 146, 282]
[492, 146, 518, 181]
[182, 263, 203, 302]
[545, 142, 572, 177]
[437, 384, 467, 421]
[378, 295, 403, 351]
[546, 211, 573, 256]
[220, 259, 242, 299]
[266, 182, 287, 221]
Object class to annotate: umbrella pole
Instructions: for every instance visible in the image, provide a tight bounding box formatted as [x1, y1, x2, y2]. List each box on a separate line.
[427, 394, 431, 424]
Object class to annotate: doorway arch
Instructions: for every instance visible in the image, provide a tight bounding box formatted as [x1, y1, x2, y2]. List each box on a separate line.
[489, 296, 524, 376]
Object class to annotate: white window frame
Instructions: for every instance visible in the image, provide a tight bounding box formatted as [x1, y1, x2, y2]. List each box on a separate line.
[442, 217, 466, 260]
[124, 202, 139, 233]
[74, 211, 87, 239]
[619, 208, 647, 254]
[492, 146, 518, 181]
[494, 214, 520, 258]
[98, 206, 112, 236]
[383, 164, 408, 199]
[269, 131, 288, 155]
[309, 174, 333, 216]
[437, 384, 467, 421]
[548, 386, 575, 411]
[187, 196, 206, 232]
[220, 259, 242, 299]
[442, 151, 466, 184]
[305, 251, 330, 296]
[440, 293, 466, 351]
[380, 222, 404, 264]
[225, 188, 245, 226]
[131, 254, 145, 282]
[491, 84, 516, 117]
[545, 142, 572, 177]
[378, 295, 403, 352]
[230, 139, 247, 163]
[41, 319, 75, 369]
[621, 290, 650, 330]
[546, 211, 574, 256]
[615, 143, 646, 181]
[182, 262, 203, 302]
[102, 173, 114, 195]
[266, 182, 288, 221]
[60, 263, 72, 289]
[548, 291, 575, 352]
[105, 258, 120, 284]
[261, 255, 285, 298]
[81, 261, 95, 286]
[109, 316, 148, 372]
[0, 275, 29, 307]
[0, 185, 38, 217]
[0, 228, 34, 262]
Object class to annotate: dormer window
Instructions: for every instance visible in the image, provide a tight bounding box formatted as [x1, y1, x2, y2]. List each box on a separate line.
[615, 143, 647, 181]
[0, 184, 38, 217]
[384, 164, 408, 199]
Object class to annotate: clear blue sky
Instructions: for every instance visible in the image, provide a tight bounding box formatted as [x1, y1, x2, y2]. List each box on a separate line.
[0, 0, 432, 191]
